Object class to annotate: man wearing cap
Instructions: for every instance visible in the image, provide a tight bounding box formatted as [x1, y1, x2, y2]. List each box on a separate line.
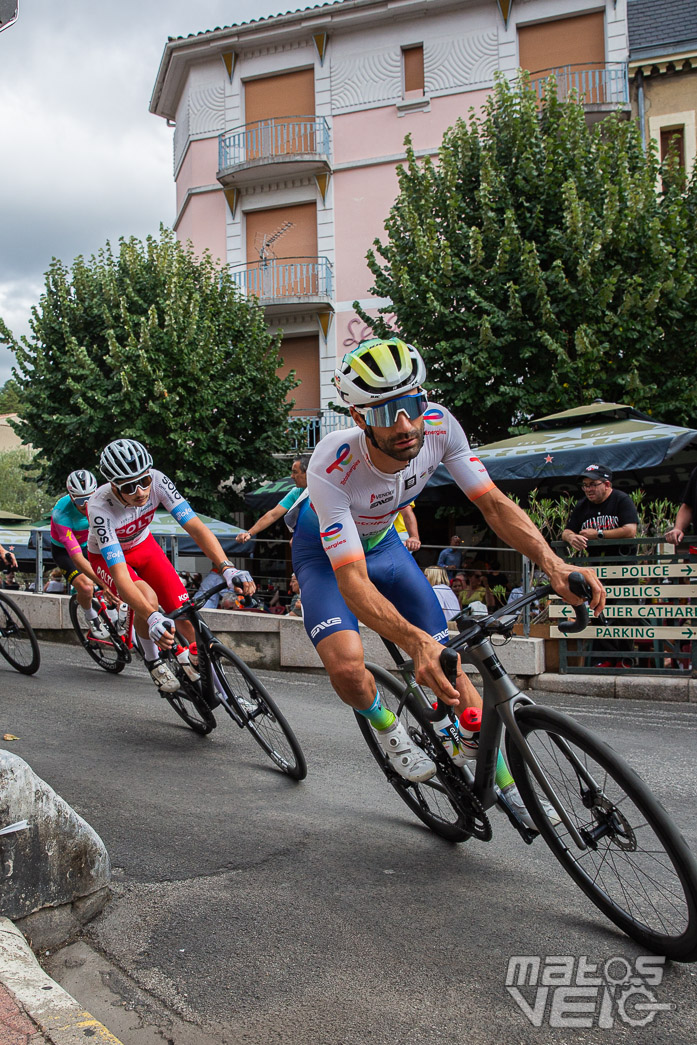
[562, 465, 638, 552]
[562, 464, 638, 666]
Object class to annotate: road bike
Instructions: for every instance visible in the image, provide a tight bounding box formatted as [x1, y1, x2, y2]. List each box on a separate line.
[0, 590, 40, 675]
[355, 572, 697, 961]
[70, 583, 307, 780]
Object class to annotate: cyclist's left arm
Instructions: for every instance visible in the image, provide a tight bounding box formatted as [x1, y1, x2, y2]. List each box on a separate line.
[476, 486, 606, 614]
[181, 516, 256, 597]
[439, 410, 605, 613]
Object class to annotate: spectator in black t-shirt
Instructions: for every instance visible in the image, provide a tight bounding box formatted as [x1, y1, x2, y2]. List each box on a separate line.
[665, 466, 697, 548]
[561, 464, 638, 667]
[562, 465, 638, 552]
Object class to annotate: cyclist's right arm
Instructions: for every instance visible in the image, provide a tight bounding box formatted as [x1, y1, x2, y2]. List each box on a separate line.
[106, 559, 166, 622]
[68, 547, 111, 593]
[307, 469, 459, 702]
[334, 557, 460, 703]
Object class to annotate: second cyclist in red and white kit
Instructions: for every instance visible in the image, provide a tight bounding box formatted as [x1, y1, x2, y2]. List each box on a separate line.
[87, 438, 254, 694]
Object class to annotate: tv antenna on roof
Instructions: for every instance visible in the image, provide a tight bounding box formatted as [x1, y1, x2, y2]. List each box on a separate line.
[256, 221, 295, 264]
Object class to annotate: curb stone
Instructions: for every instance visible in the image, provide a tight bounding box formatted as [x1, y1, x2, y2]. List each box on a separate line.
[529, 672, 694, 701]
[0, 918, 123, 1045]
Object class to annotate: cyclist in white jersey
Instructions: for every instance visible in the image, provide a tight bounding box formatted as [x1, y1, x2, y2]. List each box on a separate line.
[87, 438, 254, 694]
[292, 338, 605, 814]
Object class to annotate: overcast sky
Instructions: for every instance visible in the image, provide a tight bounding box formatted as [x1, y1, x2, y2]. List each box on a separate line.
[0, 0, 314, 386]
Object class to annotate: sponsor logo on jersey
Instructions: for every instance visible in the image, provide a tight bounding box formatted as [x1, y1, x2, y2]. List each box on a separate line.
[433, 628, 450, 643]
[369, 491, 392, 508]
[326, 443, 353, 474]
[310, 617, 343, 639]
[405, 475, 417, 489]
[340, 458, 360, 486]
[424, 408, 444, 426]
[321, 523, 343, 543]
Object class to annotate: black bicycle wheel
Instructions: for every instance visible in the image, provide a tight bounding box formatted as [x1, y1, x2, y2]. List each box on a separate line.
[0, 592, 40, 675]
[506, 705, 697, 961]
[162, 664, 216, 736]
[355, 664, 473, 843]
[69, 594, 127, 674]
[209, 645, 307, 780]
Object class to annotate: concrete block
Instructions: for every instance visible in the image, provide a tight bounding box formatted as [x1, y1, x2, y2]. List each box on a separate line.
[615, 675, 689, 703]
[530, 674, 617, 699]
[210, 630, 281, 669]
[3, 591, 64, 630]
[0, 751, 110, 929]
[280, 616, 323, 668]
[494, 637, 545, 676]
[201, 608, 281, 634]
[15, 886, 111, 951]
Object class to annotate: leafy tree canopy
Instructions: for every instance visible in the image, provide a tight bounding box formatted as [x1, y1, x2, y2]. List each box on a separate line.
[358, 76, 697, 443]
[0, 379, 22, 414]
[0, 448, 55, 520]
[0, 227, 297, 515]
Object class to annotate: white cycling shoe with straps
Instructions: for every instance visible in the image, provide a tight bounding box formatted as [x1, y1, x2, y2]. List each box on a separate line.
[146, 657, 180, 694]
[376, 718, 436, 783]
[498, 782, 562, 830]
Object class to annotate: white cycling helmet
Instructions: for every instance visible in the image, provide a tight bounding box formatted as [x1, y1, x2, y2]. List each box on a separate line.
[66, 469, 98, 499]
[99, 438, 153, 483]
[334, 337, 427, 407]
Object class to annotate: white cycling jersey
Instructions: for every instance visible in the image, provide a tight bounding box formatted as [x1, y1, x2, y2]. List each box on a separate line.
[87, 469, 196, 567]
[300, 403, 494, 570]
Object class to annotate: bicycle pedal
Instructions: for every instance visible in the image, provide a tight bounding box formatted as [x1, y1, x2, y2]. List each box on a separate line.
[495, 791, 539, 844]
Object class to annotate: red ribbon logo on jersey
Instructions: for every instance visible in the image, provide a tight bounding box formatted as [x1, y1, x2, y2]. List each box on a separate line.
[326, 444, 353, 473]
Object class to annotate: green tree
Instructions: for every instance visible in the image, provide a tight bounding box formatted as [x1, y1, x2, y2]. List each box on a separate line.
[359, 76, 697, 443]
[0, 379, 22, 414]
[0, 227, 297, 515]
[0, 448, 55, 519]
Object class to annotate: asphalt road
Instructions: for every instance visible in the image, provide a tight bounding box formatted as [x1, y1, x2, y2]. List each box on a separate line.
[3, 642, 697, 1045]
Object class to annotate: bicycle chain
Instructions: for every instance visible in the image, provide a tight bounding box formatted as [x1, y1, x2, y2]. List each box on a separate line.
[447, 770, 492, 841]
[422, 734, 493, 842]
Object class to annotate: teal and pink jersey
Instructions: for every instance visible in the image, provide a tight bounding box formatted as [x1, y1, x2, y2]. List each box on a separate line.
[50, 494, 89, 556]
[296, 402, 495, 571]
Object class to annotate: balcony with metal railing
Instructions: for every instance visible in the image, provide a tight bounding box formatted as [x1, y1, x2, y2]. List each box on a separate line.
[531, 63, 630, 123]
[231, 257, 333, 316]
[288, 408, 354, 451]
[217, 116, 331, 186]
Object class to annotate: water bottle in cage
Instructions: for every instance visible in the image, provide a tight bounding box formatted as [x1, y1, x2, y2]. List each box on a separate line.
[175, 645, 200, 682]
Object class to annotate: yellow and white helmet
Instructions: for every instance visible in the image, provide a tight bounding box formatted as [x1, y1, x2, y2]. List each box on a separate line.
[334, 337, 427, 407]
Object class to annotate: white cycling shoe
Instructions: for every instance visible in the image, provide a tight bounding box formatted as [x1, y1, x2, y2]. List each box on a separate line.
[499, 782, 562, 830]
[87, 616, 111, 641]
[376, 719, 436, 783]
[146, 657, 180, 694]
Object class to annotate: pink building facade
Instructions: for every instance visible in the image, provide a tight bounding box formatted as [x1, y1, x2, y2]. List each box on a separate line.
[150, 0, 629, 436]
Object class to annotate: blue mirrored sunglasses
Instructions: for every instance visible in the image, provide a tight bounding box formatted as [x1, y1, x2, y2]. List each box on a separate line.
[355, 392, 428, 427]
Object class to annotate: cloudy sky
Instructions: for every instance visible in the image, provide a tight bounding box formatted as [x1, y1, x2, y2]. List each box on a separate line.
[0, 0, 318, 386]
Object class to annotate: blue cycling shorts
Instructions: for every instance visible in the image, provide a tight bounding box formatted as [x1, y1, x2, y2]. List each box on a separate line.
[292, 500, 449, 648]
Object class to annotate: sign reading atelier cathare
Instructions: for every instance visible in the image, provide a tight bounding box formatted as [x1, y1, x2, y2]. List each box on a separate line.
[549, 562, 697, 639]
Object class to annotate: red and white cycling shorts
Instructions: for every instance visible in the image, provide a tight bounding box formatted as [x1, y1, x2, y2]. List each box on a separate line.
[88, 533, 189, 615]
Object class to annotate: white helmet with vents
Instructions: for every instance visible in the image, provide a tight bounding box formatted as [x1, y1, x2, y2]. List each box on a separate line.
[99, 439, 153, 482]
[334, 337, 427, 407]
